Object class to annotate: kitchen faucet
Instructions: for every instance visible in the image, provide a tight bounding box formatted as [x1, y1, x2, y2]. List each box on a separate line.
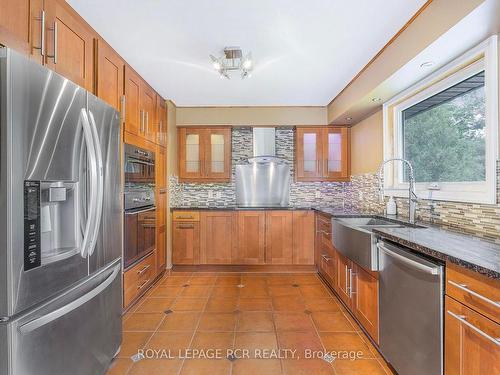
[377, 158, 418, 224]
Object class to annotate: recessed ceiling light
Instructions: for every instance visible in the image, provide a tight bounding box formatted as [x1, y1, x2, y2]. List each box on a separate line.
[420, 61, 434, 68]
[371, 97, 382, 102]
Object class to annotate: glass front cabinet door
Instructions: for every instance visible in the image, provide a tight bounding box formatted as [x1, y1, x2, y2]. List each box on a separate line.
[178, 127, 231, 182]
[296, 126, 350, 182]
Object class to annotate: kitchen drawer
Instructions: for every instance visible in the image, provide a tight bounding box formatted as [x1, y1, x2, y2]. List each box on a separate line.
[318, 245, 336, 288]
[123, 251, 156, 307]
[173, 211, 200, 221]
[446, 262, 500, 323]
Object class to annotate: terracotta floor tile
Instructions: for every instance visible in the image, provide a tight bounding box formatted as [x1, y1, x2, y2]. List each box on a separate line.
[144, 332, 193, 355]
[118, 331, 154, 358]
[237, 312, 275, 332]
[274, 312, 315, 331]
[292, 274, 322, 285]
[232, 359, 282, 375]
[319, 332, 374, 358]
[311, 312, 356, 332]
[277, 331, 324, 355]
[205, 297, 239, 312]
[266, 275, 294, 286]
[157, 312, 200, 331]
[282, 359, 335, 375]
[190, 332, 234, 351]
[161, 276, 192, 286]
[238, 298, 273, 311]
[234, 332, 278, 357]
[268, 285, 302, 297]
[304, 298, 341, 313]
[171, 298, 207, 311]
[240, 277, 267, 287]
[215, 275, 242, 286]
[299, 285, 332, 299]
[343, 311, 363, 332]
[179, 285, 213, 298]
[188, 276, 217, 285]
[128, 359, 183, 375]
[333, 359, 388, 375]
[123, 313, 164, 332]
[198, 312, 238, 331]
[239, 285, 269, 298]
[135, 298, 175, 313]
[179, 359, 231, 375]
[272, 296, 306, 311]
[106, 358, 133, 375]
[211, 286, 241, 298]
[148, 286, 183, 298]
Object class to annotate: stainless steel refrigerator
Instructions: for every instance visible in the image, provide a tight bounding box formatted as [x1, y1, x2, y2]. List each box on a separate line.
[0, 48, 122, 375]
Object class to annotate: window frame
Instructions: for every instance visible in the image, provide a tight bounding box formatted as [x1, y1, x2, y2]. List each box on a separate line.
[383, 36, 498, 204]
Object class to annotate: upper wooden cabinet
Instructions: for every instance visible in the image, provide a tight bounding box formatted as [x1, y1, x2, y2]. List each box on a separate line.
[296, 126, 350, 182]
[44, 0, 95, 91]
[95, 39, 125, 111]
[178, 127, 231, 182]
[141, 83, 157, 143]
[156, 96, 167, 148]
[0, 0, 44, 63]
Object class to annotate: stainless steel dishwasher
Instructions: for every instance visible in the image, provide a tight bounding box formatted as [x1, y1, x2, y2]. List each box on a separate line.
[377, 240, 444, 375]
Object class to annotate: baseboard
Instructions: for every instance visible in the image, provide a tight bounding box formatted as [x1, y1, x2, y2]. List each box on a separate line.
[171, 264, 317, 273]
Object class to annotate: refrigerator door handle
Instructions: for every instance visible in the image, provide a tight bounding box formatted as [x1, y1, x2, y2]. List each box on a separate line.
[18, 263, 121, 334]
[87, 110, 104, 258]
[79, 108, 98, 259]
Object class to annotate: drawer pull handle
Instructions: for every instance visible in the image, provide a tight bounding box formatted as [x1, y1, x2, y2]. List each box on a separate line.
[448, 280, 500, 308]
[321, 254, 332, 262]
[447, 310, 500, 346]
[137, 265, 150, 275]
[137, 280, 150, 290]
[176, 215, 194, 219]
[177, 224, 194, 229]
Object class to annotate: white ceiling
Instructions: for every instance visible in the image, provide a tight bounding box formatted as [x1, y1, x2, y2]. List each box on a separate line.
[68, 0, 427, 106]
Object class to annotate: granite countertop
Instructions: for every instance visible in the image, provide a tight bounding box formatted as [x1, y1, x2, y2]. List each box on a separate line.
[171, 206, 500, 279]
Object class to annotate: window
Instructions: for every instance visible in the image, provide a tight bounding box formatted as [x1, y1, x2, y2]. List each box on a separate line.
[384, 36, 498, 204]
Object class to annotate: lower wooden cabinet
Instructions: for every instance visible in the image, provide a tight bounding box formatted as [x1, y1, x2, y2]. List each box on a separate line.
[265, 211, 293, 264]
[352, 264, 379, 343]
[234, 211, 266, 264]
[292, 210, 315, 265]
[172, 220, 200, 264]
[336, 252, 352, 307]
[200, 211, 235, 264]
[123, 251, 156, 308]
[445, 295, 499, 375]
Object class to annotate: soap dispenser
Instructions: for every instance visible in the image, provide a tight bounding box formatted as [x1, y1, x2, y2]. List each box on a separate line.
[386, 196, 397, 215]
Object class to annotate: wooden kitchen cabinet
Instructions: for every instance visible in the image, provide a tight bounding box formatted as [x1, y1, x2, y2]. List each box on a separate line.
[336, 252, 352, 307]
[141, 83, 157, 143]
[296, 126, 350, 182]
[44, 0, 95, 91]
[156, 96, 167, 147]
[95, 39, 125, 111]
[265, 211, 293, 264]
[234, 211, 266, 264]
[0, 0, 44, 63]
[445, 295, 499, 375]
[172, 220, 200, 265]
[200, 211, 236, 264]
[292, 210, 315, 265]
[178, 127, 231, 182]
[352, 264, 379, 343]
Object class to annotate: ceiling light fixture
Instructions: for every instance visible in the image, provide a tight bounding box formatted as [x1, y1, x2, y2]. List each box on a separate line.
[210, 47, 253, 79]
[371, 97, 382, 102]
[420, 61, 434, 68]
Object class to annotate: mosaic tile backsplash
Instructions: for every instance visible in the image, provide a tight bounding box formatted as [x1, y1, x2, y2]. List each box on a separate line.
[170, 127, 500, 242]
[169, 127, 349, 209]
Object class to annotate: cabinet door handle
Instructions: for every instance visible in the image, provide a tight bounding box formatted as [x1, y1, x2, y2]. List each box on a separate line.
[176, 215, 194, 219]
[140, 110, 144, 133]
[177, 224, 194, 229]
[348, 268, 355, 298]
[47, 21, 58, 63]
[137, 264, 150, 275]
[33, 10, 46, 56]
[146, 111, 149, 134]
[345, 265, 349, 293]
[121, 95, 126, 123]
[321, 254, 332, 263]
[447, 310, 500, 346]
[137, 280, 150, 290]
[448, 280, 500, 308]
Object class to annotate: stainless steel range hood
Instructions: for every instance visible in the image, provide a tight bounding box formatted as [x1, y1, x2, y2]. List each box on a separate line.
[235, 127, 290, 207]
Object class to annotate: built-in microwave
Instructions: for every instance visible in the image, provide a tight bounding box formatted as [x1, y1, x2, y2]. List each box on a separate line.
[124, 144, 155, 184]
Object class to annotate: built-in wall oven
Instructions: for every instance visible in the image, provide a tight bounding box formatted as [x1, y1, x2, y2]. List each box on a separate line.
[124, 144, 156, 269]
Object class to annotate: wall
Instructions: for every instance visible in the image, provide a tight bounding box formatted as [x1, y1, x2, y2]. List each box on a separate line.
[169, 128, 349, 209]
[176, 106, 327, 126]
[350, 110, 383, 175]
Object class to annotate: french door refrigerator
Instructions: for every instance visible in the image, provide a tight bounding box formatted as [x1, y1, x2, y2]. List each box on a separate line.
[0, 47, 122, 375]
